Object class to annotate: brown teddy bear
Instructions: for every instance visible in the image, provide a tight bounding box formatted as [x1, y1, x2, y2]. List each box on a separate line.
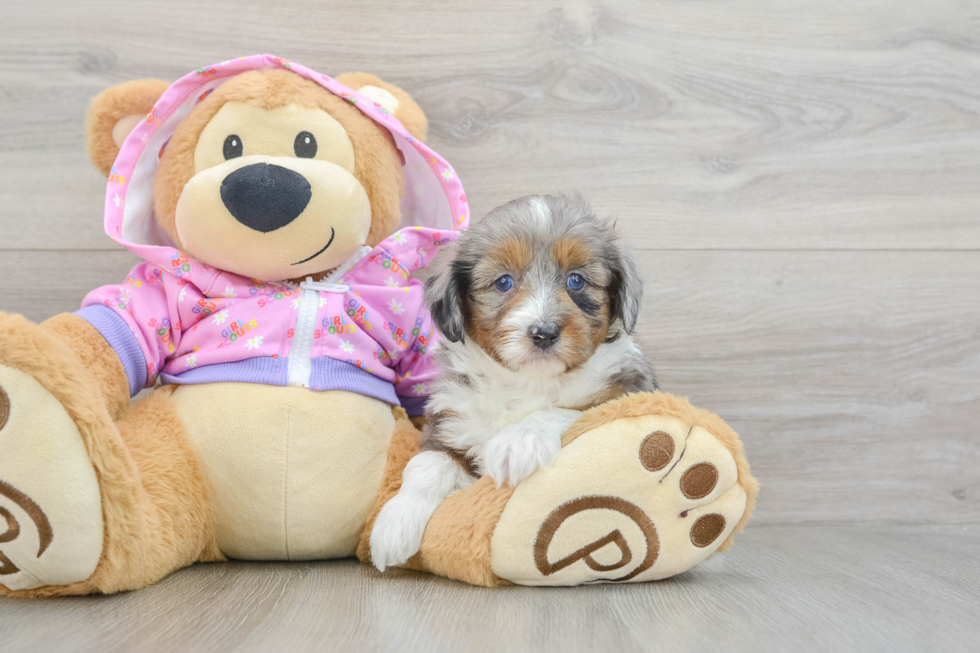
[0, 56, 757, 595]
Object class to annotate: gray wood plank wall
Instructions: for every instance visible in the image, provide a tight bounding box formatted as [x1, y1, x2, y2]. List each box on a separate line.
[3, 0, 976, 529]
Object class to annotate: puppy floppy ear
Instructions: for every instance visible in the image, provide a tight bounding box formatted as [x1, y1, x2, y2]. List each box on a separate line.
[424, 251, 470, 343]
[85, 79, 170, 176]
[608, 242, 643, 334]
[335, 72, 428, 142]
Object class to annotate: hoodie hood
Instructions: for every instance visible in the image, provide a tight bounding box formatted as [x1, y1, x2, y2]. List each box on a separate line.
[104, 54, 468, 277]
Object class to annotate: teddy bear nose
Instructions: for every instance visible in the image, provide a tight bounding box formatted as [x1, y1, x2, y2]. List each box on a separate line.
[220, 163, 312, 233]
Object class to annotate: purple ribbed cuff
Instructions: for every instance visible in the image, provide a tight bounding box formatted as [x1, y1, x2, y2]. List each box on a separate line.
[397, 395, 428, 416]
[160, 356, 401, 408]
[75, 304, 148, 397]
[159, 356, 287, 386]
[309, 357, 400, 406]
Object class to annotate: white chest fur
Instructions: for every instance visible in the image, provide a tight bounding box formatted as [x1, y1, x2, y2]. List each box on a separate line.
[427, 335, 642, 459]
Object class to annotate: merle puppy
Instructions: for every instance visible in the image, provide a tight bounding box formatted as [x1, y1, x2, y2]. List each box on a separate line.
[370, 193, 656, 571]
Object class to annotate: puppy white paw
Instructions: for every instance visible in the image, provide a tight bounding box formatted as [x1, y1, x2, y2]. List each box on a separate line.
[484, 424, 562, 488]
[369, 494, 429, 572]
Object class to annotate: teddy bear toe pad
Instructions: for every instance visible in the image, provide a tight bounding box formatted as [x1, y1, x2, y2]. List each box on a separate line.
[0, 365, 104, 591]
[489, 412, 747, 586]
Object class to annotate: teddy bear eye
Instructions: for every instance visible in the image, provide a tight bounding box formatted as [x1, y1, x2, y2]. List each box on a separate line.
[223, 135, 243, 160]
[294, 131, 318, 158]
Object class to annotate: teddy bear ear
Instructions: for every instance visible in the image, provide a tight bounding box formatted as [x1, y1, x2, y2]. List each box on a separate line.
[85, 78, 170, 177]
[335, 72, 429, 142]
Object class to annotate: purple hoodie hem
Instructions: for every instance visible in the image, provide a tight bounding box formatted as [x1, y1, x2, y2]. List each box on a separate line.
[397, 395, 428, 417]
[160, 356, 286, 387]
[160, 356, 415, 409]
[308, 357, 397, 405]
[76, 304, 147, 397]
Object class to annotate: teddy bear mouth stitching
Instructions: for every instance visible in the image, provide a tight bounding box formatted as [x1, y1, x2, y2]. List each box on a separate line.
[220, 162, 312, 233]
[292, 226, 337, 265]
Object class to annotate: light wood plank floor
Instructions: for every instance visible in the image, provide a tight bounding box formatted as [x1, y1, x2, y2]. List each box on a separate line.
[1, 1, 978, 651]
[1, 526, 977, 653]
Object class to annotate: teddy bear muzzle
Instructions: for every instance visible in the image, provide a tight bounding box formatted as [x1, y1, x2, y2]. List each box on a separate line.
[174, 154, 372, 281]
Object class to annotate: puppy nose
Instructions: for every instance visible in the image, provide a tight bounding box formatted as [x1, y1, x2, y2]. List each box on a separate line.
[220, 163, 312, 233]
[528, 322, 561, 349]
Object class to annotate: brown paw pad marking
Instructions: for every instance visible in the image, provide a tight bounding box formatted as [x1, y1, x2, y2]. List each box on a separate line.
[639, 431, 674, 472]
[534, 496, 659, 582]
[0, 480, 53, 576]
[680, 462, 719, 499]
[690, 514, 726, 548]
[0, 385, 9, 431]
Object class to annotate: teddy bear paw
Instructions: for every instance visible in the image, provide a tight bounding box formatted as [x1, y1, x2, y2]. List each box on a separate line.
[488, 399, 751, 585]
[0, 364, 104, 592]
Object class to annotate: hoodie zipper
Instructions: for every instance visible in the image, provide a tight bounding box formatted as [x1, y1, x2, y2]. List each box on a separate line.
[285, 246, 371, 388]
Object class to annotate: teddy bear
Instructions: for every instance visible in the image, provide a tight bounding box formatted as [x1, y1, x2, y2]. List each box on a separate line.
[0, 55, 758, 595]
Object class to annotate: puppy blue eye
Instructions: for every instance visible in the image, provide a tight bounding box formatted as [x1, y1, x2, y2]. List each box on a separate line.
[566, 273, 585, 291]
[494, 275, 514, 292]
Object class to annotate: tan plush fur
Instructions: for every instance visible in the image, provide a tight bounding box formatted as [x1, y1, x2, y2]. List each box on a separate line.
[105, 386, 224, 585]
[0, 312, 137, 597]
[335, 72, 429, 142]
[85, 78, 170, 177]
[151, 70, 406, 251]
[561, 391, 759, 550]
[40, 313, 130, 420]
[0, 314, 222, 597]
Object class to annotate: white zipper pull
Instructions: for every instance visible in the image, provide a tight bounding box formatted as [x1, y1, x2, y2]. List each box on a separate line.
[300, 276, 349, 293]
[287, 280, 321, 388]
[285, 246, 370, 389]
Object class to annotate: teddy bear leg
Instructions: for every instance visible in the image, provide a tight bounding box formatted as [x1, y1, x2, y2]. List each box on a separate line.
[93, 386, 224, 592]
[0, 381, 222, 598]
[0, 315, 221, 597]
[488, 392, 758, 586]
[359, 392, 758, 587]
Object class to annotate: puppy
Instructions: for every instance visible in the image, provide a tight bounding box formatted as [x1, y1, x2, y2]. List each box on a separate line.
[370, 193, 656, 571]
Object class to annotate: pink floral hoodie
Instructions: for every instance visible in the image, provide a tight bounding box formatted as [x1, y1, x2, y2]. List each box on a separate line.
[76, 55, 468, 415]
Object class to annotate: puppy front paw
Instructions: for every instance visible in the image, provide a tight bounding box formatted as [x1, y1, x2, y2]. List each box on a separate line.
[483, 425, 561, 488]
[369, 494, 428, 572]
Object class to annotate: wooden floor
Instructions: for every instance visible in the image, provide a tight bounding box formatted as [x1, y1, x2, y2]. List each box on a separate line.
[1, 1, 978, 651]
[1, 526, 976, 653]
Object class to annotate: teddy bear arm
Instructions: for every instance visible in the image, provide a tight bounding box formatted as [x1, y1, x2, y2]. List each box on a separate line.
[40, 313, 131, 419]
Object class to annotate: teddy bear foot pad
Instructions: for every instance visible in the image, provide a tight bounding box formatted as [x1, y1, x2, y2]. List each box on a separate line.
[0, 364, 104, 591]
[489, 406, 747, 585]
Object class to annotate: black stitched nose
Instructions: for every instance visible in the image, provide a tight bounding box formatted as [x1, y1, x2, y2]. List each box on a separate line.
[528, 322, 561, 349]
[220, 163, 311, 233]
